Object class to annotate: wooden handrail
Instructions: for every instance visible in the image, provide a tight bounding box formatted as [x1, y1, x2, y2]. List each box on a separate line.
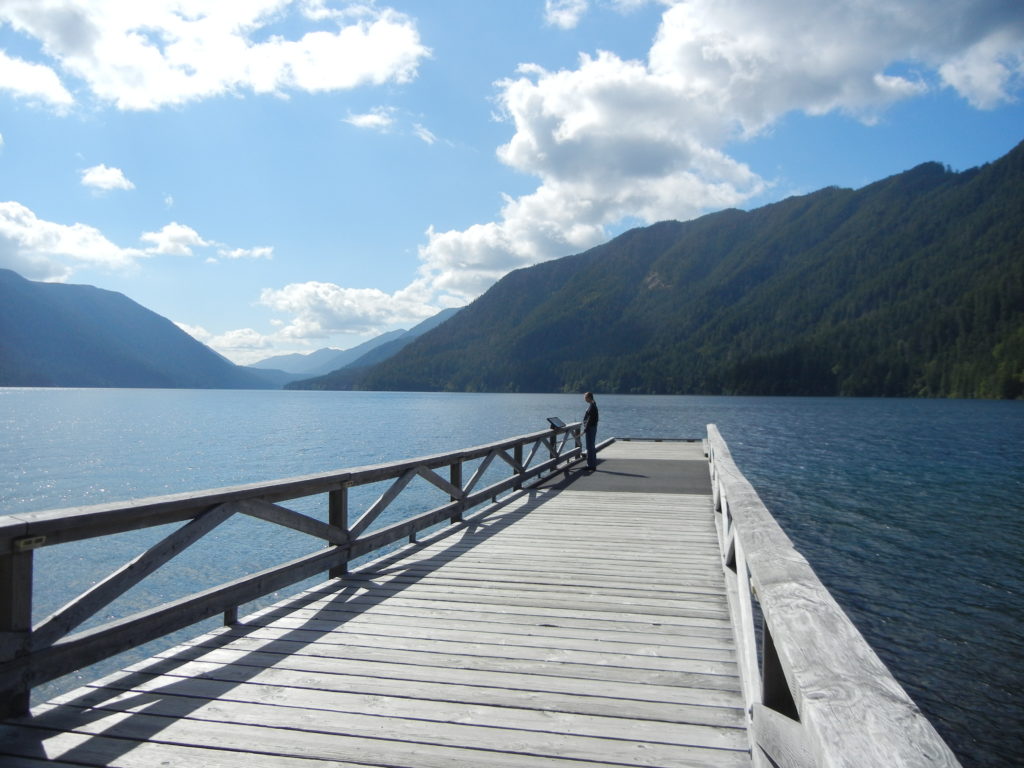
[706, 424, 961, 768]
[0, 421, 583, 717]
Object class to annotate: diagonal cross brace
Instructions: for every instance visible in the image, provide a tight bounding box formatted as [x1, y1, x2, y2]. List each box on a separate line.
[522, 439, 543, 470]
[234, 498, 348, 545]
[30, 500, 239, 650]
[493, 448, 521, 472]
[462, 451, 496, 496]
[350, 464, 470, 541]
[555, 430, 572, 454]
[349, 467, 418, 540]
[414, 465, 464, 500]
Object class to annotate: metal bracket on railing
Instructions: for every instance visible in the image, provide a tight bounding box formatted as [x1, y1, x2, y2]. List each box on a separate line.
[14, 535, 46, 552]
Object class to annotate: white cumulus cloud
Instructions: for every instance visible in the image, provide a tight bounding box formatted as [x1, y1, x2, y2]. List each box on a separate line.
[544, 0, 655, 30]
[0, 201, 143, 280]
[545, 0, 590, 29]
[345, 109, 444, 145]
[140, 222, 210, 256]
[139, 222, 274, 264]
[344, 106, 396, 130]
[0, 49, 74, 110]
[0, 1, 431, 111]
[81, 164, 135, 191]
[939, 26, 1024, 109]
[408, 0, 1024, 305]
[218, 246, 274, 260]
[0, 202, 278, 283]
[413, 123, 438, 145]
[175, 322, 275, 365]
[259, 280, 438, 340]
[251, 0, 1022, 331]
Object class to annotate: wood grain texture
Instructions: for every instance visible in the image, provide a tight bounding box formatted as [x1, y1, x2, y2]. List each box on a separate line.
[707, 425, 961, 768]
[1, 441, 752, 767]
[2, 432, 958, 768]
[0, 424, 585, 716]
[0, 423, 584, 555]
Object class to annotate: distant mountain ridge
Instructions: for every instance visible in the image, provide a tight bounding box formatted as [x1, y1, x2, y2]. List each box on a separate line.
[346, 307, 463, 369]
[287, 307, 463, 389]
[0, 269, 272, 389]
[256, 308, 463, 387]
[249, 346, 346, 375]
[250, 331, 408, 376]
[5, 141, 1020, 397]
[291, 139, 1024, 399]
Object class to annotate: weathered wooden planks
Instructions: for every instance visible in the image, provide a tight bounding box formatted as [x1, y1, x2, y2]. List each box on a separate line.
[1, 442, 752, 767]
[0, 433, 966, 767]
[707, 425, 961, 768]
[599, 439, 707, 461]
[0, 423, 586, 716]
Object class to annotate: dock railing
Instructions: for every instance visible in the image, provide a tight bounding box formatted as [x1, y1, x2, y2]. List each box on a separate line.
[706, 424, 961, 768]
[0, 421, 582, 719]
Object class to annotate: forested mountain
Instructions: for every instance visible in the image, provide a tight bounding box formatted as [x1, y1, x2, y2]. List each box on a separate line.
[0, 269, 273, 389]
[289, 307, 462, 389]
[293, 140, 1024, 399]
[346, 307, 463, 368]
[250, 331, 407, 376]
[249, 346, 346, 375]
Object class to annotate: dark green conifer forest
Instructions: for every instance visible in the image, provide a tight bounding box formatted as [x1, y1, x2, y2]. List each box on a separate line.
[292, 140, 1024, 398]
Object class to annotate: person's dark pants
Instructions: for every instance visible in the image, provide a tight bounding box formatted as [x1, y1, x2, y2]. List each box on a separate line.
[585, 426, 597, 470]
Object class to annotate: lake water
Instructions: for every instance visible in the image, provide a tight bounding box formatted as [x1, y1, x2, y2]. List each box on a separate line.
[2, 388, 1022, 768]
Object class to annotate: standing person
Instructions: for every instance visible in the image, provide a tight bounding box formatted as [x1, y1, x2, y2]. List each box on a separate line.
[582, 391, 599, 472]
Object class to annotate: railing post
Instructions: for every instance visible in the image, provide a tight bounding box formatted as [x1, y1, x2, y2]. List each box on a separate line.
[718, 498, 731, 568]
[733, 535, 763, 716]
[329, 487, 349, 578]
[560, 430, 572, 476]
[713, 469, 721, 513]
[0, 549, 34, 718]
[514, 444, 524, 489]
[450, 461, 463, 523]
[762, 623, 798, 720]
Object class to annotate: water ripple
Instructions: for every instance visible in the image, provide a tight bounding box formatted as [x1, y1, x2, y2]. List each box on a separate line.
[1, 390, 1021, 768]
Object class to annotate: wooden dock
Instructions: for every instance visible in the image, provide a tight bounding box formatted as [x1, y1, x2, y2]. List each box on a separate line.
[0, 426, 963, 767]
[1, 440, 751, 767]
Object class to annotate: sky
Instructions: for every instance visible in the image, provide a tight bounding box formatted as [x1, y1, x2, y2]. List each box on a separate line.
[1, 0, 1022, 365]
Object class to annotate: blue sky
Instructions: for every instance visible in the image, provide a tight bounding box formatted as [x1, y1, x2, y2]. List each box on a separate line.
[1, 0, 1022, 364]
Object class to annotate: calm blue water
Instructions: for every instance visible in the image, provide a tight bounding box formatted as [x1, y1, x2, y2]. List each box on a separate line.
[1, 388, 1021, 768]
